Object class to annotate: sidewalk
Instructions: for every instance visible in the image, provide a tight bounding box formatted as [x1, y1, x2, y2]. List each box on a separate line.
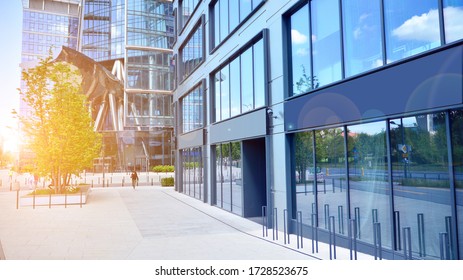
[0, 182, 373, 260]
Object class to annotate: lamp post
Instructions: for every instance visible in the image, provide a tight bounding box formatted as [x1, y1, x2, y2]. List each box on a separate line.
[390, 120, 407, 179]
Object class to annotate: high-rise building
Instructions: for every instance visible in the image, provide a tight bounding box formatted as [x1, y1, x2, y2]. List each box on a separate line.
[19, 0, 81, 166]
[78, 0, 175, 171]
[172, 0, 463, 260]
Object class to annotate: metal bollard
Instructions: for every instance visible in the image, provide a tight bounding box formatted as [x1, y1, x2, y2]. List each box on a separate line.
[417, 213, 426, 257]
[402, 227, 412, 260]
[311, 213, 319, 253]
[324, 204, 330, 229]
[283, 209, 290, 245]
[262, 206, 268, 237]
[373, 222, 382, 260]
[272, 208, 278, 241]
[349, 219, 358, 260]
[338, 205, 344, 234]
[354, 207, 361, 238]
[328, 216, 337, 260]
[439, 232, 450, 260]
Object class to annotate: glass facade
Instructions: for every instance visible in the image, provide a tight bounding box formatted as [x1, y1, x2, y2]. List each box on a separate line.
[181, 84, 203, 133]
[127, 49, 173, 91]
[22, 10, 78, 62]
[180, 19, 203, 81]
[215, 142, 242, 215]
[211, 0, 264, 49]
[213, 37, 265, 122]
[179, 0, 200, 30]
[288, 0, 463, 96]
[292, 109, 463, 259]
[182, 147, 204, 200]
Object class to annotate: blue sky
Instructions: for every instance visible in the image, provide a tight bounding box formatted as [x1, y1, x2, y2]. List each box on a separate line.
[0, 1, 22, 152]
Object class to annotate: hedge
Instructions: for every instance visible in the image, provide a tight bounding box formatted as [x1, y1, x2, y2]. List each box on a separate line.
[161, 177, 174, 187]
[152, 165, 175, 172]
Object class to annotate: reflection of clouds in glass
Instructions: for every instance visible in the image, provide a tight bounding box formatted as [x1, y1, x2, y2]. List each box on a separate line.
[444, 6, 463, 42]
[392, 9, 440, 42]
[354, 13, 375, 39]
[296, 48, 308, 56]
[291, 29, 308, 44]
[371, 59, 383, 68]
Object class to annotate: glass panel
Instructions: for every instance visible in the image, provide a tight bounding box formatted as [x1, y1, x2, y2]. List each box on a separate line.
[197, 147, 203, 200]
[390, 114, 452, 259]
[231, 142, 242, 215]
[294, 131, 316, 227]
[220, 0, 229, 42]
[214, 1, 220, 47]
[451, 109, 463, 259]
[384, 0, 441, 63]
[193, 147, 202, 199]
[215, 71, 222, 122]
[311, 0, 342, 87]
[253, 39, 265, 108]
[222, 143, 232, 211]
[290, 4, 313, 96]
[315, 127, 347, 235]
[229, 0, 239, 31]
[216, 145, 223, 207]
[230, 57, 241, 117]
[443, 0, 463, 43]
[342, 0, 383, 77]
[347, 121, 391, 249]
[241, 48, 253, 113]
[221, 65, 230, 120]
[240, 0, 252, 22]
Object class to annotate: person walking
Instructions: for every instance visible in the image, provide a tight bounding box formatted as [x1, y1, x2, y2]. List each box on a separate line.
[130, 170, 139, 190]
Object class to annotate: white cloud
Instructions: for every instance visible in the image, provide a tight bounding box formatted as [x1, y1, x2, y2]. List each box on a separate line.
[296, 48, 308, 56]
[291, 29, 308, 44]
[392, 9, 440, 42]
[444, 6, 463, 42]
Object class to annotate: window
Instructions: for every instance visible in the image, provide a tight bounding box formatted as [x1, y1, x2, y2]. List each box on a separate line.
[211, 0, 264, 49]
[384, 0, 440, 63]
[180, 18, 204, 81]
[213, 36, 266, 123]
[342, 0, 383, 77]
[179, 0, 200, 30]
[181, 83, 204, 133]
[443, 0, 463, 43]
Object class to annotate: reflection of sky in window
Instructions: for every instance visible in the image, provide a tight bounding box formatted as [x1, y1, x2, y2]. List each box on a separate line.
[443, 1, 463, 43]
[385, 0, 440, 63]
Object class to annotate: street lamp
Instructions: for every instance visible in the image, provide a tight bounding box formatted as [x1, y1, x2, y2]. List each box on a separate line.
[390, 120, 408, 179]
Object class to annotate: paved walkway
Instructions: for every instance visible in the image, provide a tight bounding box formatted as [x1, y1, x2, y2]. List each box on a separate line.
[0, 173, 373, 260]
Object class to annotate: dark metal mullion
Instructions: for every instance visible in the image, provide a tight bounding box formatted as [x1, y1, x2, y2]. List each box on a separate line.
[385, 120, 397, 252]
[438, 0, 446, 44]
[379, 0, 387, 65]
[343, 125, 350, 226]
[338, 0, 345, 79]
[445, 111, 459, 260]
[312, 130, 318, 227]
[307, 2, 314, 90]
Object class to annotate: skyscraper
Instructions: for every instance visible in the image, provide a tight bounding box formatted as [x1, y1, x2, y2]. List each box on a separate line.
[78, 0, 175, 171]
[19, 0, 80, 167]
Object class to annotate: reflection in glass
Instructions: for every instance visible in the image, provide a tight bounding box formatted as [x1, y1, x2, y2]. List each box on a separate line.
[241, 48, 253, 113]
[222, 143, 232, 211]
[290, 4, 312, 96]
[221, 65, 230, 120]
[311, 0, 342, 87]
[348, 121, 391, 249]
[315, 128, 347, 235]
[450, 110, 463, 259]
[253, 40, 265, 108]
[443, 0, 463, 43]
[390, 114, 452, 259]
[342, 0, 383, 77]
[216, 145, 223, 207]
[294, 131, 316, 226]
[215, 72, 222, 122]
[230, 57, 241, 117]
[384, 0, 441, 63]
[232, 142, 242, 215]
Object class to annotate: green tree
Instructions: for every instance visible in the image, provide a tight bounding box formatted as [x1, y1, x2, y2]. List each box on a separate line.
[16, 54, 101, 193]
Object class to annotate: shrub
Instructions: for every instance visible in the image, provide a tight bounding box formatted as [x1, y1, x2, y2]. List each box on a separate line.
[153, 165, 175, 172]
[161, 177, 174, 187]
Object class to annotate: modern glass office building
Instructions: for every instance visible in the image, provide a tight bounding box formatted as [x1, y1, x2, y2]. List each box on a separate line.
[172, 0, 463, 259]
[78, 0, 175, 170]
[19, 0, 81, 166]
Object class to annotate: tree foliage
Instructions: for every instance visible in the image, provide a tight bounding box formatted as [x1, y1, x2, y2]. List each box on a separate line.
[17, 54, 102, 193]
